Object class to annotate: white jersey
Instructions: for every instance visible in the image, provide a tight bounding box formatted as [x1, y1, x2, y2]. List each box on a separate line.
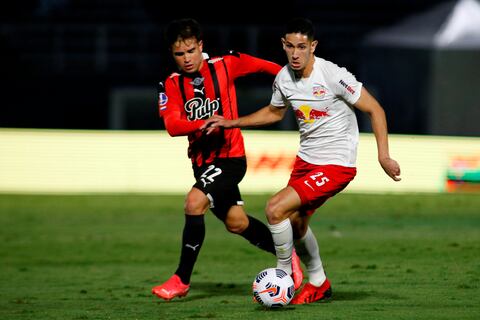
[270, 56, 362, 167]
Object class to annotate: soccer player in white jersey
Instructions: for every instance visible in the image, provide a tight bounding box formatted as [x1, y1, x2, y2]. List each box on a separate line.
[202, 17, 401, 304]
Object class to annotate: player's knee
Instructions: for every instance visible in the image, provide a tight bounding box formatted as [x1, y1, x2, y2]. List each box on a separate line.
[224, 212, 248, 234]
[184, 193, 209, 214]
[265, 198, 286, 225]
[225, 220, 247, 234]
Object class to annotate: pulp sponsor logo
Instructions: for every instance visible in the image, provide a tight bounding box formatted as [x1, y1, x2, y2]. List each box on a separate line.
[339, 79, 355, 95]
[185, 97, 220, 120]
[295, 105, 329, 123]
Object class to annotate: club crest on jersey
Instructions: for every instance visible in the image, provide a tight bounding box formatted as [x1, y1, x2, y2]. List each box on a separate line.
[313, 85, 327, 97]
[190, 77, 204, 86]
[185, 97, 220, 120]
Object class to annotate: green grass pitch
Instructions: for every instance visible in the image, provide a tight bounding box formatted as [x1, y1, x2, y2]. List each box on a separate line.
[1, 193, 479, 319]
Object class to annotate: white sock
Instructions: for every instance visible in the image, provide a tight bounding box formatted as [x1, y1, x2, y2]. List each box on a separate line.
[268, 219, 293, 275]
[294, 226, 326, 286]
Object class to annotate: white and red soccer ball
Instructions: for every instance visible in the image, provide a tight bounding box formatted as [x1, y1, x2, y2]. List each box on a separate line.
[252, 268, 295, 307]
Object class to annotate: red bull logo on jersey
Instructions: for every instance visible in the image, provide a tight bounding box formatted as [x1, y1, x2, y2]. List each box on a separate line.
[295, 105, 330, 123]
[312, 85, 327, 97]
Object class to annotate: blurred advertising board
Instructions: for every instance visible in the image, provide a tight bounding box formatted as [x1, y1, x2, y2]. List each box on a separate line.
[0, 129, 479, 194]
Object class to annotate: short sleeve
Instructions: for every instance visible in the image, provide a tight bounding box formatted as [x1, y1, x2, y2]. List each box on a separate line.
[326, 62, 362, 105]
[270, 77, 289, 108]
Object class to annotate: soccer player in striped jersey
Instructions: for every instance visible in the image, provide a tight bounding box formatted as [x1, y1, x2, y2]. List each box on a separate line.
[152, 18, 303, 301]
[203, 17, 401, 304]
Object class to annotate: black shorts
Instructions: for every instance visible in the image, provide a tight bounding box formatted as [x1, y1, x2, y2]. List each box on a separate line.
[192, 157, 246, 220]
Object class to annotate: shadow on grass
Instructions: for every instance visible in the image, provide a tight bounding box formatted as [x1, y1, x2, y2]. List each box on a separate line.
[154, 281, 250, 303]
[331, 290, 371, 301]
[193, 281, 249, 295]
[332, 290, 403, 301]
[253, 305, 297, 313]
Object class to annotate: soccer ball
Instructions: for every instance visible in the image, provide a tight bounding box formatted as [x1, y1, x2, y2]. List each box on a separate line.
[252, 268, 295, 307]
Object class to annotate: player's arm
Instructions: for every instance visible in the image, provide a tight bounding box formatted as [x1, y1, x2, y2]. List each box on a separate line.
[228, 52, 282, 77]
[354, 87, 401, 181]
[202, 104, 286, 134]
[159, 80, 205, 137]
[162, 111, 205, 137]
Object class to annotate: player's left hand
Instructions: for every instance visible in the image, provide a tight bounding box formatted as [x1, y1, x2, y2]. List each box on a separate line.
[379, 157, 401, 181]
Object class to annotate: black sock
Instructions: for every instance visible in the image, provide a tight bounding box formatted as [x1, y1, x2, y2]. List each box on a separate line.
[240, 215, 275, 255]
[175, 214, 205, 284]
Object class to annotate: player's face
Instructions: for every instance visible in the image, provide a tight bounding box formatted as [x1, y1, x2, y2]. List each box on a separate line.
[171, 37, 204, 74]
[282, 33, 317, 75]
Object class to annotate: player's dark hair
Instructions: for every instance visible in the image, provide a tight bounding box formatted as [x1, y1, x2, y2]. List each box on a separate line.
[285, 18, 315, 41]
[164, 18, 203, 48]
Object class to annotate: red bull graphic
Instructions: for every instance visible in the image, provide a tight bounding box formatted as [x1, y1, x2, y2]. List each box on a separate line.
[295, 105, 330, 123]
[312, 85, 327, 97]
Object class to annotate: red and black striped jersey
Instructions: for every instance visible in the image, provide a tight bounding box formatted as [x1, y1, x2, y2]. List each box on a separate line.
[159, 51, 281, 166]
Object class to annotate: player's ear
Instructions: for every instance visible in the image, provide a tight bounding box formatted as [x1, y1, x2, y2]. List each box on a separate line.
[311, 40, 318, 52]
[281, 38, 286, 50]
[198, 40, 203, 51]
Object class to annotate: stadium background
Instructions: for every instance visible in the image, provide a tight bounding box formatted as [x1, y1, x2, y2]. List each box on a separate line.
[2, 0, 478, 134]
[1, 0, 479, 194]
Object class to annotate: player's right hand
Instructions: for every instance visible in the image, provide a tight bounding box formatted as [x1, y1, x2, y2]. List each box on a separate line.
[201, 115, 226, 135]
[379, 157, 401, 181]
